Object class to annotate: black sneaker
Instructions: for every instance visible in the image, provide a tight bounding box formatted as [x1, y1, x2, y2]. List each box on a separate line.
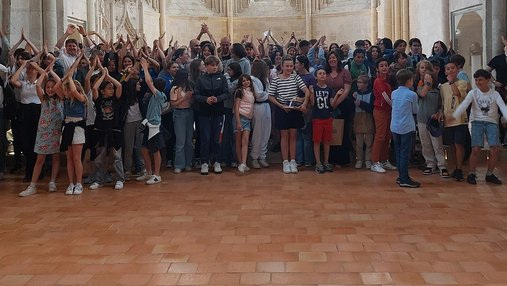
[315, 164, 325, 174]
[452, 169, 464, 181]
[466, 173, 477, 185]
[399, 179, 421, 188]
[485, 174, 502, 185]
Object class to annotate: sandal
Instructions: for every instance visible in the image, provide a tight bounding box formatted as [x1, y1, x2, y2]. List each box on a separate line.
[440, 168, 450, 178]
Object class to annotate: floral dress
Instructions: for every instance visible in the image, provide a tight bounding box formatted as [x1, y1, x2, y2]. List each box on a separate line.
[34, 96, 64, 154]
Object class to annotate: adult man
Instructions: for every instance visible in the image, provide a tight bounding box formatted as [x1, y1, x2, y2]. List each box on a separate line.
[407, 38, 426, 70]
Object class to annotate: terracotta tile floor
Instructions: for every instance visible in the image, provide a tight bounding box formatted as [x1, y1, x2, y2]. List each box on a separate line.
[1, 155, 507, 285]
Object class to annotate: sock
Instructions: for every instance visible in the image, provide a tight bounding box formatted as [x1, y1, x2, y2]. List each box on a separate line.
[29, 183, 36, 187]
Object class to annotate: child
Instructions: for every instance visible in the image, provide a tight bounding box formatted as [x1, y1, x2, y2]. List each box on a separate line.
[452, 69, 507, 185]
[440, 62, 469, 181]
[194, 55, 230, 175]
[414, 60, 449, 177]
[170, 69, 194, 174]
[390, 68, 420, 188]
[136, 58, 166, 184]
[89, 67, 125, 190]
[55, 57, 88, 195]
[234, 74, 256, 173]
[310, 68, 340, 173]
[19, 64, 64, 196]
[351, 75, 375, 169]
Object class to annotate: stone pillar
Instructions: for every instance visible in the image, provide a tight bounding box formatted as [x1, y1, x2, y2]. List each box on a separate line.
[305, 0, 312, 40]
[393, 0, 401, 39]
[401, 0, 409, 41]
[382, 0, 393, 39]
[159, 0, 166, 39]
[43, 0, 57, 48]
[371, 0, 378, 42]
[87, 0, 96, 32]
[440, 0, 450, 43]
[227, 0, 234, 40]
[489, 0, 507, 57]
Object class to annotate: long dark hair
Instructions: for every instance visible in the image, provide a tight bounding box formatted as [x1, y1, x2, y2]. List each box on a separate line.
[228, 62, 243, 82]
[251, 60, 269, 91]
[172, 69, 191, 91]
[125, 78, 140, 106]
[325, 51, 343, 73]
[295, 55, 310, 73]
[189, 58, 203, 83]
[234, 74, 255, 99]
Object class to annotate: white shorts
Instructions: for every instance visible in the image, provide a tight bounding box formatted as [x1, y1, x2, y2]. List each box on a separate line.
[63, 117, 86, 145]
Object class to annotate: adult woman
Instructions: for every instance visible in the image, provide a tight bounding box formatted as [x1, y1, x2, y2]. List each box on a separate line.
[428, 40, 452, 83]
[366, 45, 381, 80]
[250, 60, 272, 168]
[324, 51, 353, 166]
[268, 56, 310, 174]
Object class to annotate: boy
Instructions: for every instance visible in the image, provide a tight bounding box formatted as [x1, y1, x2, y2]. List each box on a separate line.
[310, 68, 341, 173]
[194, 55, 230, 175]
[136, 58, 166, 184]
[352, 75, 375, 169]
[390, 69, 420, 188]
[452, 69, 507, 185]
[441, 62, 469, 181]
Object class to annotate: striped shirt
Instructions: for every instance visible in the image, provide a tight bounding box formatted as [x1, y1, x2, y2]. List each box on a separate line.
[268, 73, 306, 106]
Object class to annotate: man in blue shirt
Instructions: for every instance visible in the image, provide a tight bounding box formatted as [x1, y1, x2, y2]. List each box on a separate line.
[391, 69, 420, 188]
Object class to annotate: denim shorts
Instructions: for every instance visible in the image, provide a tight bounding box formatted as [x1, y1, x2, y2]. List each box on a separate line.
[471, 121, 500, 147]
[233, 115, 252, 132]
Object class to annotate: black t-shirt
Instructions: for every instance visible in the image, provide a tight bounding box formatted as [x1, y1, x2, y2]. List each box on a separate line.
[488, 54, 507, 85]
[94, 95, 121, 130]
[312, 85, 334, 119]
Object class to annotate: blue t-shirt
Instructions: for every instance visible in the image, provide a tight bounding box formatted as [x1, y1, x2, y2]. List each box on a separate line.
[390, 86, 418, 134]
[146, 90, 166, 125]
[312, 85, 334, 119]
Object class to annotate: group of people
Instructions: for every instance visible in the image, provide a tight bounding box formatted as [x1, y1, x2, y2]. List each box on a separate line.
[0, 23, 506, 196]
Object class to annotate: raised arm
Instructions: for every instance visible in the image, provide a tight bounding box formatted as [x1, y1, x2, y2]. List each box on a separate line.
[84, 57, 98, 94]
[7, 29, 25, 67]
[140, 57, 157, 95]
[66, 76, 87, 103]
[55, 24, 75, 50]
[92, 67, 106, 101]
[104, 68, 123, 98]
[21, 29, 40, 55]
[9, 60, 27, 88]
[35, 70, 47, 101]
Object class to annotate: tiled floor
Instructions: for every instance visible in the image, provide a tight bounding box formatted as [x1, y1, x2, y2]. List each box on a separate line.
[1, 155, 507, 285]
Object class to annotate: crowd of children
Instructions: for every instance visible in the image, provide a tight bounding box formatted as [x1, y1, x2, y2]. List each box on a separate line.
[0, 24, 506, 196]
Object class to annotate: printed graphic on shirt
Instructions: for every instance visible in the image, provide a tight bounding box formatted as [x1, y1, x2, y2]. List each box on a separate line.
[315, 89, 330, 110]
[100, 99, 114, 121]
[476, 96, 492, 116]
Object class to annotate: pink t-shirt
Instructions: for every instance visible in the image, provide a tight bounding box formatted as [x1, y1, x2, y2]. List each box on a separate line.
[238, 89, 255, 119]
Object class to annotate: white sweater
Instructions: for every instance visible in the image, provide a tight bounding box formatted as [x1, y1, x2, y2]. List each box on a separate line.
[453, 88, 507, 124]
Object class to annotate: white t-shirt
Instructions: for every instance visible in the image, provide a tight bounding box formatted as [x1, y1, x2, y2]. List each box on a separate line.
[57, 48, 78, 73]
[19, 80, 40, 104]
[453, 88, 507, 124]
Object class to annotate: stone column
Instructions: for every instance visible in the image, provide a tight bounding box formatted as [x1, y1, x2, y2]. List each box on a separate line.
[305, 0, 312, 40]
[43, 0, 57, 48]
[489, 0, 507, 57]
[159, 0, 166, 39]
[393, 0, 401, 39]
[87, 0, 96, 32]
[401, 0, 409, 41]
[227, 0, 234, 40]
[440, 0, 450, 43]
[371, 0, 378, 42]
[382, 0, 393, 39]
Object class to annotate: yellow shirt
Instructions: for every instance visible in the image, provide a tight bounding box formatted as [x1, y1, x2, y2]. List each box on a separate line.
[440, 80, 468, 127]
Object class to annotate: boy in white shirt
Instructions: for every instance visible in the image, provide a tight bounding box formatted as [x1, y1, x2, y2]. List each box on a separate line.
[452, 69, 507, 185]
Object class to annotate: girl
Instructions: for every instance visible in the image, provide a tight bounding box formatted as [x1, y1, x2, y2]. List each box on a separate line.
[414, 60, 449, 177]
[234, 74, 256, 173]
[55, 57, 88, 195]
[371, 57, 396, 173]
[268, 56, 310, 174]
[170, 69, 194, 173]
[19, 63, 64, 197]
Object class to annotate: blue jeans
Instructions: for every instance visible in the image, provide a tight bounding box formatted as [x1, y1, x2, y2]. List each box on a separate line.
[199, 115, 224, 164]
[173, 108, 194, 169]
[296, 122, 315, 165]
[220, 109, 236, 165]
[392, 131, 414, 184]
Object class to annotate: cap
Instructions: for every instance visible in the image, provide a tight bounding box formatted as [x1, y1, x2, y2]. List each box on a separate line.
[426, 117, 444, 137]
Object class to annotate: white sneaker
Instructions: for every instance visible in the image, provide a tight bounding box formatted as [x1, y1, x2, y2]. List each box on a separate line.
[365, 161, 372, 169]
[114, 181, 124, 190]
[48, 182, 57, 192]
[65, 184, 74, 195]
[355, 161, 363, 169]
[136, 173, 151, 181]
[289, 160, 298, 174]
[214, 162, 222, 174]
[201, 163, 209, 175]
[19, 185, 37, 197]
[259, 159, 270, 168]
[251, 159, 261, 169]
[382, 160, 397, 170]
[244, 165, 250, 172]
[89, 182, 102, 190]
[73, 184, 83, 195]
[174, 168, 182, 174]
[146, 175, 161, 185]
[238, 163, 246, 173]
[282, 160, 291, 174]
[371, 162, 386, 173]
